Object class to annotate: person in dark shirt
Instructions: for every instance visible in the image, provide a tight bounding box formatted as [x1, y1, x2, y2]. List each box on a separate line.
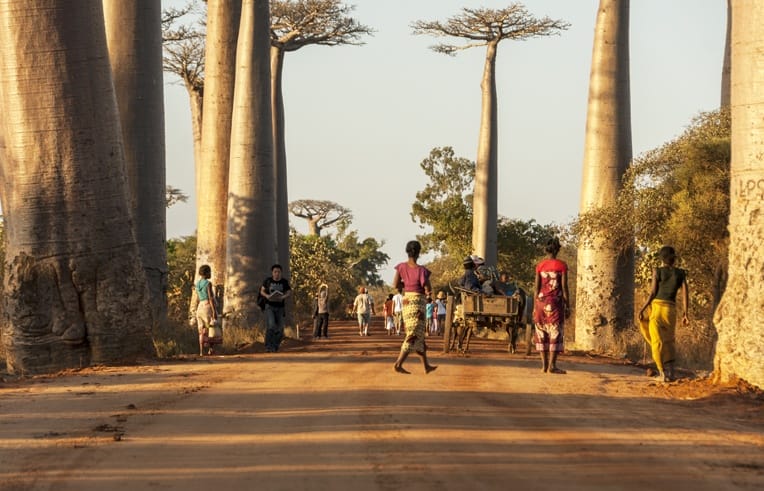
[639, 246, 689, 382]
[260, 264, 292, 353]
[458, 257, 481, 292]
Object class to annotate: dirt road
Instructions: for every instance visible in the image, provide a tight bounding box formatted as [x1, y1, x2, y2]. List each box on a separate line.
[1, 319, 762, 490]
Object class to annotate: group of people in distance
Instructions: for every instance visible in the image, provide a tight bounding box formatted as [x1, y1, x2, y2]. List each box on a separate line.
[192, 238, 690, 384]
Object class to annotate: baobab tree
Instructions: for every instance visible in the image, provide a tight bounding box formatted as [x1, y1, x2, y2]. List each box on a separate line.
[196, 0, 241, 307]
[289, 199, 352, 236]
[713, 0, 764, 389]
[0, 0, 153, 374]
[412, 4, 568, 266]
[575, 0, 633, 350]
[270, 0, 373, 277]
[104, 0, 168, 323]
[223, 0, 275, 327]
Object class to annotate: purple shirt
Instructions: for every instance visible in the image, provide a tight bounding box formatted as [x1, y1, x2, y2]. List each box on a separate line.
[395, 262, 430, 294]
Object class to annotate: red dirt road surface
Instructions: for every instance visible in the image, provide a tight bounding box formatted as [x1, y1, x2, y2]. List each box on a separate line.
[1, 319, 762, 490]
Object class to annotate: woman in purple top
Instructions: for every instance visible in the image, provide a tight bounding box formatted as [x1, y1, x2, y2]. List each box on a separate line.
[391, 240, 437, 374]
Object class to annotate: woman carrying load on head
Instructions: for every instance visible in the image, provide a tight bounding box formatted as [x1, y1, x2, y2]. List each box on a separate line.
[391, 240, 437, 375]
[638, 246, 689, 382]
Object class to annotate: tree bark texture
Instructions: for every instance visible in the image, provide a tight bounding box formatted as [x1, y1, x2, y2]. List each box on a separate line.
[271, 45, 291, 278]
[471, 41, 499, 266]
[223, 0, 275, 328]
[0, 0, 153, 374]
[103, 0, 168, 324]
[196, 0, 241, 308]
[713, 0, 764, 389]
[575, 0, 634, 350]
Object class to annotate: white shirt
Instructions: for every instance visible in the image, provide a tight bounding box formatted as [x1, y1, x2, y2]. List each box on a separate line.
[392, 293, 404, 313]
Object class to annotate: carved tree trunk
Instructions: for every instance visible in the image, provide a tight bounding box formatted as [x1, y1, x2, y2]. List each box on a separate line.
[271, 45, 291, 278]
[0, 0, 152, 374]
[223, 0, 275, 327]
[471, 40, 499, 265]
[195, 0, 241, 309]
[713, 0, 764, 389]
[103, 0, 167, 324]
[575, 0, 634, 350]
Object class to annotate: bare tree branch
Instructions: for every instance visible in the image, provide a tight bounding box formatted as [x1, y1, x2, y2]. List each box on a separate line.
[411, 3, 570, 55]
[162, 0, 206, 91]
[270, 0, 374, 52]
[289, 199, 352, 236]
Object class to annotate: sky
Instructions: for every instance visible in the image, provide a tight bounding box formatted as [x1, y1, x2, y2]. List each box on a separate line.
[163, 0, 727, 282]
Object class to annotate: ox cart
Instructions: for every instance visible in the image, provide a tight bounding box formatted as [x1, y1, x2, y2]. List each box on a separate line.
[442, 287, 533, 355]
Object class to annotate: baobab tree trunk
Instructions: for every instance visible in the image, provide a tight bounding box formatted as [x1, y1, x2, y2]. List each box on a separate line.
[224, 0, 275, 327]
[195, 0, 241, 310]
[721, 0, 731, 108]
[103, 0, 167, 324]
[188, 85, 204, 202]
[713, 0, 764, 389]
[271, 45, 291, 278]
[472, 40, 499, 266]
[0, 0, 153, 374]
[575, 0, 633, 351]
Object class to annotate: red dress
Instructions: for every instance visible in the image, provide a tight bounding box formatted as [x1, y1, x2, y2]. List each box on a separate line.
[533, 258, 567, 353]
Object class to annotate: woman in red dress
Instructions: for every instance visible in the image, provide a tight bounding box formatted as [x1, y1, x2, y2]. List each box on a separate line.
[533, 237, 570, 374]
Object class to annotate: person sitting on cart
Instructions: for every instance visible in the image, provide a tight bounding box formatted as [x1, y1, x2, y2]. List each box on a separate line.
[458, 256, 481, 292]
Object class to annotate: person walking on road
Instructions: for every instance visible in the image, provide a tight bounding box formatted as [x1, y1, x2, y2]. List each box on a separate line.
[533, 237, 570, 374]
[312, 283, 330, 339]
[195, 264, 218, 356]
[260, 264, 292, 353]
[392, 288, 405, 335]
[392, 240, 437, 375]
[639, 246, 690, 382]
[352, 287, 374, 336]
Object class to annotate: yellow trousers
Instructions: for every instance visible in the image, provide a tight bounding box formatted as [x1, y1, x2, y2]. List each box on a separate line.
[639, 299, 676, 373]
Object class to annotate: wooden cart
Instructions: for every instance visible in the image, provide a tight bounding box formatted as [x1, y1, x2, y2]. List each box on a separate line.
[442, 288, 533, 355]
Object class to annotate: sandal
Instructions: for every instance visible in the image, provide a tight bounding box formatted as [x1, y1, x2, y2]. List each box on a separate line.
[549, 367, 566, 374]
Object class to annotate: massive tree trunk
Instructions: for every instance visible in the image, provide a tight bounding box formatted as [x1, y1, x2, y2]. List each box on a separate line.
[471, 40, 499, 265]
[271, 45, 291, 278]
[196, 0, 241, 308]
[575, 0, 634, 350]
[713, 0, 764, 389]
[103, 0, 167, 324]
[721, 0, 731, 108]
[0, 0, 153, 374]
[223, 0, 275, 327]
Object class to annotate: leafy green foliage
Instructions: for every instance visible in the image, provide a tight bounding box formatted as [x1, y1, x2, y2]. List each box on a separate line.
[411, 146, 475, 258]
[496, 218, 560, 288]
[166, 234, 197, 323]
[289, 228, 389, 321]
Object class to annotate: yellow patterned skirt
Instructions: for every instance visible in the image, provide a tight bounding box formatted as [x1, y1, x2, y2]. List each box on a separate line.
[400, 292, 426, 354]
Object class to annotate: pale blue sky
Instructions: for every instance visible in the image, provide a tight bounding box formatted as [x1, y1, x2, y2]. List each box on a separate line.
[163, 0, 726, 281]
